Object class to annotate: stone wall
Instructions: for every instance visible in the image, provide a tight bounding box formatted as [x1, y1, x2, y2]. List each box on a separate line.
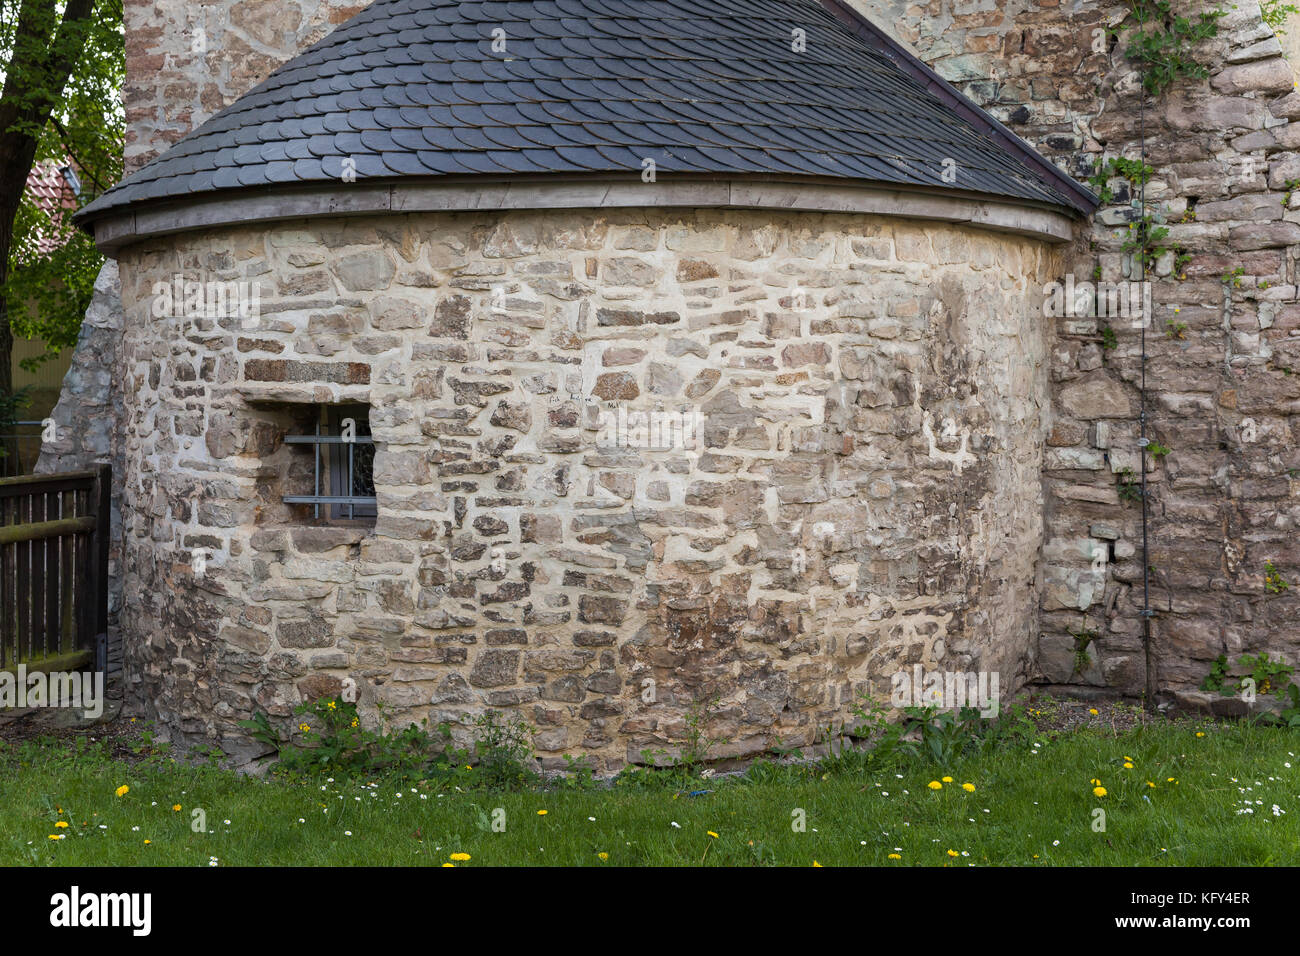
[37, 262, 123, 474]
[35, 262, 128, 685]
[853, 0, 1300, 707]
[38, 0, 369, 692]
[124, 0, 367, 172]
[111, 207, 1058, 767]
[47, 0, 1298, 749]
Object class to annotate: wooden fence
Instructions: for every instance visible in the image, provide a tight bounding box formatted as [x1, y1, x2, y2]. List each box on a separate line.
[0, 466, 110, 674]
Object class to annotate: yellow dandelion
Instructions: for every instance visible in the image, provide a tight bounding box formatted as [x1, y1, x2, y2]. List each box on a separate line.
[812, 860, 823, 867]
[48, 834, 64, 840]
[172, 804, 182, 812]
[941, 776, 953, 783]
[115, 785, 129, 797]
[537, 810, 548, 816]
[928, 781, 943, 790]
[1123, 762, 1133, 769]
[887, 853, 901, 860]
[707, 831, 719, 838]
[449, 852, 471, 861]
[54, 821, 69, 829]
[1090, 778, 1101, 786]
[442, 863, 455, 867]
[1196, 732, 1205, 738]
[947, 849, 959, 857]
[1088, 708, 1098, 715]
[598, 852, 609, 860]
[143, 840, 151, 845]
[962, 783, 975, 792]
[1093, 786, 1107, 797]
[1147, 781, 1156, 788]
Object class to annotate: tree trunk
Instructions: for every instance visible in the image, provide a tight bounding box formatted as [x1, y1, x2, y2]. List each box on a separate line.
[0, 0, 97, 399]
[0, 311, 13, 472]
[0, 0, 97, 471]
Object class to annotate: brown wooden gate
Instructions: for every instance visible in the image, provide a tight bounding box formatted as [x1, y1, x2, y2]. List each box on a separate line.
[0, 466, 110, 674]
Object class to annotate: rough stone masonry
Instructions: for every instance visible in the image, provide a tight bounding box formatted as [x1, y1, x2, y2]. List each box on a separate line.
[39, 0, 1300, 764]
[851, 0, 1300, 713]
[110, 207, 1056, 768]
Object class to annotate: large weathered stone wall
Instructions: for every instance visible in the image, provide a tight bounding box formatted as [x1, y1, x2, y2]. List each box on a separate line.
[124, 0, 367, 172]
[111, 207, 1057, 766]
[853, 0, 1300, 707]
[36, 263, 123, 475]
[46, 0, 1294, 748]
[38, 0, 365, 681]
[35, 263, 128, 679]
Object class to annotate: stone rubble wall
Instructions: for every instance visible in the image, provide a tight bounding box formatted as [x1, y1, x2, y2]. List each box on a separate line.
[112, 208, 1057, 767]
[124, 0, 368, 172]
[34, 262, 128, 687]
[853, 0, 1300, 709]
[37, 261, 123, 474]
[34, 0, 367, 694]
[38, 0, 1298, 751]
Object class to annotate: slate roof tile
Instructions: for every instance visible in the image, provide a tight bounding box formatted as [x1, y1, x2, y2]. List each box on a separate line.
[78, 0, 1094, 225]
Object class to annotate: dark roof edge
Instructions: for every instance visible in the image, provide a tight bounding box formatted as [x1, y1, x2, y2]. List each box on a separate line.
[818, 0, 1098, 216]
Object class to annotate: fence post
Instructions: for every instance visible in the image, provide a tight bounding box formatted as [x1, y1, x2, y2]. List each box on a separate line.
[92, 465, 111, 674]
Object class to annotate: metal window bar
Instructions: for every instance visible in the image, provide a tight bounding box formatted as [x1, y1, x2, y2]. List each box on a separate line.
[282, 427, 376, 516]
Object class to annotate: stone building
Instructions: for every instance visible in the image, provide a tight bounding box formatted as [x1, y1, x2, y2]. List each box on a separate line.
[44, 0, 1300, 766]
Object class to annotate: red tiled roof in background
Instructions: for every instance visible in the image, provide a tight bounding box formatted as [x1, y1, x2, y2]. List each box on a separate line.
[24, 159, 80, 256]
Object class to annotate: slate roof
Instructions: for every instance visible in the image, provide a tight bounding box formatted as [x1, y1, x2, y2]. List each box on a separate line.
[77, 0, 1094, 227]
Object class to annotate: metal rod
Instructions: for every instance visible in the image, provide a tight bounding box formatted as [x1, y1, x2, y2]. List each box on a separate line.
[282, 495, 378, 506]
[313, 417, 321, 520]
[1137, 4, 1155, 714]
[283, 435, 374, 445]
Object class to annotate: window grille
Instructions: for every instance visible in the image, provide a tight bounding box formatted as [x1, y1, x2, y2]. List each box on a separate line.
[282, 405, 376, 520]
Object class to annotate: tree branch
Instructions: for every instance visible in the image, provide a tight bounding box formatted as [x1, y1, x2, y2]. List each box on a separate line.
[47, 115, 109, 194]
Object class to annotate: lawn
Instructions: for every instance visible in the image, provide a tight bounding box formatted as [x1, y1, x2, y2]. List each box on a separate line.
[2, 714, 1297, 866]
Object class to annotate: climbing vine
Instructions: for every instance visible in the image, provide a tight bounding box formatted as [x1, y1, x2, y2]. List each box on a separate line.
[1087, 156, 1153, 205]
[1260, 0, 1299, 35]
[1264, 559, 1290, 594]
[1116, 0, 1226, 96]
[1121, 212, 1172, 270]
[1069, 624, 1099, 674]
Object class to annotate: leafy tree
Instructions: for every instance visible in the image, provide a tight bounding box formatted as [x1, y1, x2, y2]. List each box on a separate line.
[0, 0, 123, 424]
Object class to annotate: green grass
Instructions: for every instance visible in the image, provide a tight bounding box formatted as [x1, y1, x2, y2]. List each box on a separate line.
[3, 720, 1298, 866]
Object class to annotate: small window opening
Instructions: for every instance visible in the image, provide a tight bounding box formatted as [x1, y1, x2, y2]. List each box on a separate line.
[282, 405, 376, 521]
